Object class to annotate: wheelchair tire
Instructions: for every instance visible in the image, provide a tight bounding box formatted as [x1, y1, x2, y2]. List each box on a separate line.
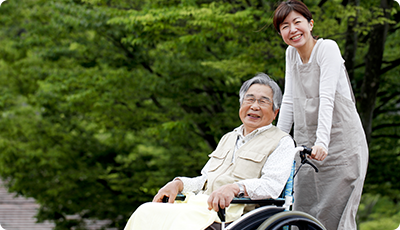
[256, 211, 326, 230]
[227, 207, 284, 230]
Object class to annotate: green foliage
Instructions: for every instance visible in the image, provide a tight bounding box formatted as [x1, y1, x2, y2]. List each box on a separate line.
[358, 193, 400, 230]
[363, 10, 400, 201]
[0, 0, 398, 229]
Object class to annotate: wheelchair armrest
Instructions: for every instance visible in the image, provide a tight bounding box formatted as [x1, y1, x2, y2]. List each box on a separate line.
[176, 194, 186, 201]
[162, 194, 187, 203]
[231, 197, 285, 207]
[171, 194, 285, 206]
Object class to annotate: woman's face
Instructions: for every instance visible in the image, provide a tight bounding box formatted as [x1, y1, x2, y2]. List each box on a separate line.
[279, 10, 314, 49]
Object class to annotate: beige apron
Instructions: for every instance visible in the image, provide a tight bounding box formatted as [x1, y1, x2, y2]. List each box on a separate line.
[291, 39, 368, 230]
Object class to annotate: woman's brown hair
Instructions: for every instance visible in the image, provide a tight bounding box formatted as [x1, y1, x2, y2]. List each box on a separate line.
[273, 0, 313, 34]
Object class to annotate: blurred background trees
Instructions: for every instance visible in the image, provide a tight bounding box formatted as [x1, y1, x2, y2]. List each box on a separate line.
[0, 0, 398, 229]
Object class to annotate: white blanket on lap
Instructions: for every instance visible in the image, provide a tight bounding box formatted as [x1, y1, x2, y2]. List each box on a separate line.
[124, 193, 244, 230]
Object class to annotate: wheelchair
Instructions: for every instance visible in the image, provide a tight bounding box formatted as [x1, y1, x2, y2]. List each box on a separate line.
[171, 146, 326, 230]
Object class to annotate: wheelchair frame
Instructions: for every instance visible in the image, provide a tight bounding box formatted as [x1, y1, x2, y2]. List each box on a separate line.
[172, 146, 327, 230]
[222, 146, 326, 230]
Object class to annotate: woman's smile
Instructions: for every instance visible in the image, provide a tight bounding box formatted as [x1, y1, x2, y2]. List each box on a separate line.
[291, 34, 302, 40]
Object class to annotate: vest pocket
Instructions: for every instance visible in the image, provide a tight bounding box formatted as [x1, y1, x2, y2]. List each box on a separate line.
[208, 149, 230, 172]
[233, 151, 266, 179]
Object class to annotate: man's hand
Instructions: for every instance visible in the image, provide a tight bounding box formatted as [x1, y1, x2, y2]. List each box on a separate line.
[207, 184, 240, 212]
[310, 145, 328, 161]
[152, 179, 183, 203]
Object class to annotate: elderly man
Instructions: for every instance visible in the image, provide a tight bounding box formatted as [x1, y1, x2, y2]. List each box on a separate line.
[124, 73, 296, 230]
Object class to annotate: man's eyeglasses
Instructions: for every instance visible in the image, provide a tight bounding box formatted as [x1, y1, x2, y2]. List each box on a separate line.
[243, 96, 272, 107]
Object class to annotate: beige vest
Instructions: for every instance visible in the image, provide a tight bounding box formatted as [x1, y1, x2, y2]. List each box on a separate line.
[204, 126, 288, 195]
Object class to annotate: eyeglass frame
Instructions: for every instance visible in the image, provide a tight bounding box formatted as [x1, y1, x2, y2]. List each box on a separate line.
[242, 95, 273, 107]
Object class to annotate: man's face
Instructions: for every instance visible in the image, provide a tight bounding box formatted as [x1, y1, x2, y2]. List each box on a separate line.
[239, 84, 279, 136]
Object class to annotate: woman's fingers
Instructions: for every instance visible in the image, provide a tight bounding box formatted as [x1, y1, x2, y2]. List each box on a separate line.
[311, 145, 328, 161]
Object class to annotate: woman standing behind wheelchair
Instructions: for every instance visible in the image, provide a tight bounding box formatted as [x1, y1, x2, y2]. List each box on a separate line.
[272, 1, 368, 229]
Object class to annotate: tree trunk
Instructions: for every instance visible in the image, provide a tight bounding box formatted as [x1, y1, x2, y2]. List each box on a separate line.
[343, 0, 359, 82]
[359, 0, 390, 144]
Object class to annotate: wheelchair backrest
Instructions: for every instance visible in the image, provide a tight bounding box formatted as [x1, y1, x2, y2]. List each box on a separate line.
[279, 160, 296, 199]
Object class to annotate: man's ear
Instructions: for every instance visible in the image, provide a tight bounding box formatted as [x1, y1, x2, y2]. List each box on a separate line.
[273, 108, 279, 120]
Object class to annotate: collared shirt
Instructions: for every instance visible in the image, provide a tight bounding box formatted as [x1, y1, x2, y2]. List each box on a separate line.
[178, 124, 296, 199]
[232, 124, 272, 163]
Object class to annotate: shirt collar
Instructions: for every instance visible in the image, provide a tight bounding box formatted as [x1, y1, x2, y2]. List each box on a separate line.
[234, 124, 273, 139]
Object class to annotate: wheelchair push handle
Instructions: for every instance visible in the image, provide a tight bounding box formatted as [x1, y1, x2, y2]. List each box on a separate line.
[300, 146, 312, 155]
[294, 146, 319, 178]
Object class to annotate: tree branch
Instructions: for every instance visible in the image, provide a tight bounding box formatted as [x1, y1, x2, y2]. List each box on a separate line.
[371, 134, 400, 139]
[150, 95, 165, 110]
[373, 93, 400, 117]
[114, 100, 134, 113]
[380, 58, 400, 75]
[373, 122, 400, 131]
[319, 0, 329, 7]
[206, 46, 221, 61]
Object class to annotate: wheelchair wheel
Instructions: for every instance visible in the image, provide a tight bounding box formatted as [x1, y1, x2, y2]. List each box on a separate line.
[227, 206, 285, 230]
[256, 211, 326, 230]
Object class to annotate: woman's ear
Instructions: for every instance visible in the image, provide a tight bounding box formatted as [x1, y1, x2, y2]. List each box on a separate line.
[309, 19, 314, 31]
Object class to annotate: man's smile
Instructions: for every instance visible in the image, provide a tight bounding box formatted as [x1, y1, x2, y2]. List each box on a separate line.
[247, 113, 261, 118]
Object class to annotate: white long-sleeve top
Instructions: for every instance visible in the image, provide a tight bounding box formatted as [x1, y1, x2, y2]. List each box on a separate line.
[277, 39, 353, 151]
[177, 124, 296, 199]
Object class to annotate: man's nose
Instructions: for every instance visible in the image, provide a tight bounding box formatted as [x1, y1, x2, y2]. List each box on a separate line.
[250, 101, 261, 110]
